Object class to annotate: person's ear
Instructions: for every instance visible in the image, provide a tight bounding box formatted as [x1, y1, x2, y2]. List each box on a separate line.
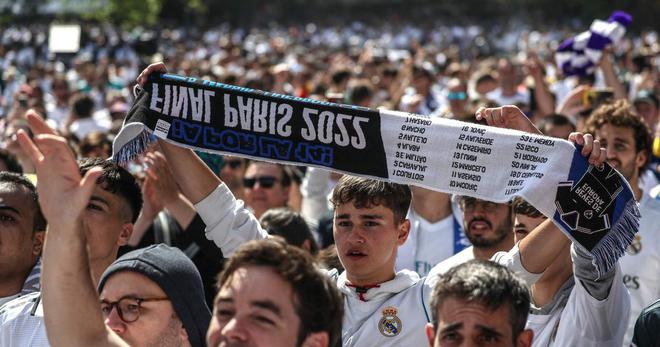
[302, 239, 312, 252]
[178, 320, 190, 345]
[32, 231, 45, 257]
[635, 149, 648, 172]
[397, 219, 411, 246]
[300, 331, 329, 347]
[426, 323, 436, 347]
[516, 329, 534, 347]
[117, 223, 133, 246]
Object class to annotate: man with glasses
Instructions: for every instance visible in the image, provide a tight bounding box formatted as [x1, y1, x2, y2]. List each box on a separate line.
[430, 197, 514, 274]
[243, 161, 291, 219]
[442, 78, 470, 120]
[97, 244, 210, 347]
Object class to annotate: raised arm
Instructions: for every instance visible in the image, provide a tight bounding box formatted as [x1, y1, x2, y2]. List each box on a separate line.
[526, 53, 555, 118]
[477, 106, 606, 274]
[520, 131, 605, 266]
[18, 111, 127, 347]
[136, 63, 268, 256]
[599, 49, 627, 101]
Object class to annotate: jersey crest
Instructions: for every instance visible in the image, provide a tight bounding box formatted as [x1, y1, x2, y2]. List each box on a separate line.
[378, 306, 403, 337]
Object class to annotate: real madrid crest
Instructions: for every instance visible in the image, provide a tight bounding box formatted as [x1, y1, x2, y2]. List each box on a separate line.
[378, 306, 402, 337]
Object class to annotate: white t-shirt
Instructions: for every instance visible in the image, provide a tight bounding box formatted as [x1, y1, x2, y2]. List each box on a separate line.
[395, 209, 456, 276]
[426, 246, 476, 277]
[486, 87, 530, 107]
[427, 243, 542, 287]
[620, 185, 660, 346]
[0, 292, 49, 347]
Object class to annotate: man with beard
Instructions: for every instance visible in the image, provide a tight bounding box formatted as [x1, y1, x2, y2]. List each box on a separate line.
[428, 197, 514, 274]
[584, 100, 660, 346]
[135, 63, 610, 347]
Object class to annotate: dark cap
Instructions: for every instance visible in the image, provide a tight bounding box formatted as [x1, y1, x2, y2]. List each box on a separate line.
[98, 244, 211, 347]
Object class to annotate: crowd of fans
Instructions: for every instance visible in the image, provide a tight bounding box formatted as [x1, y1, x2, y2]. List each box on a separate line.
[0, 15, 658, 347]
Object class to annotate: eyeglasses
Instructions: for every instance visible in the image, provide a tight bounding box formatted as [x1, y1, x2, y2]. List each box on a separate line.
[100, 296, 170, 323]
[224, 160, 244, 169]
[243, 176, 278, 189]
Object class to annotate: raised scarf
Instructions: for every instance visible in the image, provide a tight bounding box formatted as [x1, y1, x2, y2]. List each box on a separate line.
[113, 73, 641, 277]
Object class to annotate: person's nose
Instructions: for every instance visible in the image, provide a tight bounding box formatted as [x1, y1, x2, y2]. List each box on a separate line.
[104, 306, 127, 335]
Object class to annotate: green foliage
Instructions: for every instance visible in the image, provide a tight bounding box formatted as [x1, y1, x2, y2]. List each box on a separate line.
[78, 0, 164, 28]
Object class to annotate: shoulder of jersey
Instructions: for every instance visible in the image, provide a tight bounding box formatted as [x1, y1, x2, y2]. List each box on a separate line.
[651, 185, 660, 200]
[648, 185, 660, 206]
[0, 292, 40, 316]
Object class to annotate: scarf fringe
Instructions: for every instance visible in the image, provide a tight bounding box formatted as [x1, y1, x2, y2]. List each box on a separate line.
[590, 198, 641, 279]
[112, 127, 155, 165]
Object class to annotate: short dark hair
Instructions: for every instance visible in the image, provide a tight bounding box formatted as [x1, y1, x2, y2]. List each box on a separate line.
[72, 94, 95, 119]
[217, 238, 343, 347]
[79, 131, 112, 158]
[0, 172, 46, 231]
[585, 100, 651, 172]
[511, 197, 543, 218]
[537, 113, 576, 136]
[259, 207, 319, 255]
[330, 176, 411, 223]
[430, 260, 530, 343]
[0, 149, 23, 174]
[78, 158, 142, 222]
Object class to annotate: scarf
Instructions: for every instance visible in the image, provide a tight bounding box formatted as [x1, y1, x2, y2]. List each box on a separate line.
[112, 73, 641, 277]
[555, 11, 632, 77]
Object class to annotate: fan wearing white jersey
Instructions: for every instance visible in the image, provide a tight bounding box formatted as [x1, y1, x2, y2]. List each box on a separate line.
[137, 63, 628, 347]
[583, 100, 658, 346]
[475, 104, 632, 347]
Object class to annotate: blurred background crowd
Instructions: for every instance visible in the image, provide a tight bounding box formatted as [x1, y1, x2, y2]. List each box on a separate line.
[0, 0, 658, 306]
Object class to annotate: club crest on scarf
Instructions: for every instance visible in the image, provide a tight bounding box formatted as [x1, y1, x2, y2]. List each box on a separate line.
[378, 306, 402, 337]
[555, 164, 622, 237]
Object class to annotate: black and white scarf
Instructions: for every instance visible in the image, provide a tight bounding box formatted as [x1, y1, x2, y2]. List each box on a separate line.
[113, 73, 641, 277]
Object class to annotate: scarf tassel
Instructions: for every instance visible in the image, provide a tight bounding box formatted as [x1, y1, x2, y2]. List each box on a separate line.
[590, 198, 641, 279]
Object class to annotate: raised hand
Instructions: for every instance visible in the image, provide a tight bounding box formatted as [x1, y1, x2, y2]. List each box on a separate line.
[143, 150, 181, 207]
[475, 105, 542, 134]
[16, 110, 102, 228]
[136, 62, 168, 87]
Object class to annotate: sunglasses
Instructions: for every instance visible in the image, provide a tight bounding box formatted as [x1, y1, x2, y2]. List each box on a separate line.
[100, 296, 170, 323]
[224, 160, 244, 169]
[447, 91, 467, 101]
[243, 176, 278, 189]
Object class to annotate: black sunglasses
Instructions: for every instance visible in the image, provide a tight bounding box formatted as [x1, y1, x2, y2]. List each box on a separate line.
[243, 176, 278, 189]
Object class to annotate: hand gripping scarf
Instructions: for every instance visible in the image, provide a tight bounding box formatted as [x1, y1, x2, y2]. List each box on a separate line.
[113, 73, 641, 277]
